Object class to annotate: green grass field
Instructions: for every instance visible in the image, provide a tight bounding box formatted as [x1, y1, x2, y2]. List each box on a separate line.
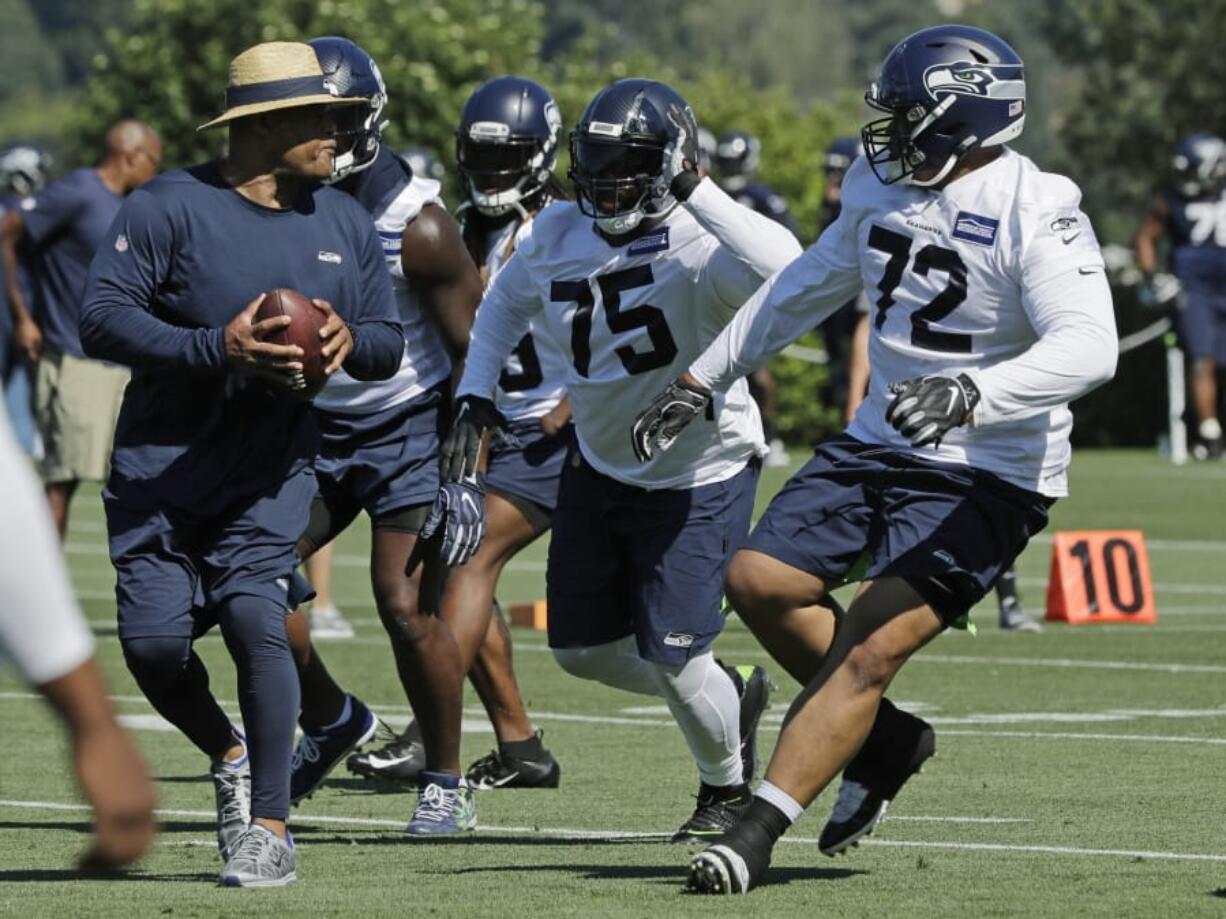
[3, 449, 1226, 917]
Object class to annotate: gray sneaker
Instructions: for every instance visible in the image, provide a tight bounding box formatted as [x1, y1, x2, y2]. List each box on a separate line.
[219, 826, 297, 888]
[309, 602, 355, 640]
[210, 756, 251, 861]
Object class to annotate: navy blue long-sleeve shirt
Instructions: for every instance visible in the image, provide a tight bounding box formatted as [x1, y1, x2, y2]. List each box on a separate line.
[80, 162, 401, 511]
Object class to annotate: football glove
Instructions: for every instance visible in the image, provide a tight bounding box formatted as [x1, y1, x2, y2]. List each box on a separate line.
[655, 104, 700, 202]
[438, 395, 517, 484]
[631, 376, 712, 463]
[421, 477, 487, 567]
[885, 373, 980, 448]
[1137, 272, 1182, 310]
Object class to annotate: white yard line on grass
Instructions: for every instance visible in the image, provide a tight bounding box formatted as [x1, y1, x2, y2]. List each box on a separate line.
[941, 729, 1226, 745]
[912, 652, 1226, 674]
[1, 799, 1222, 863]
[8, 691, 1226, 742]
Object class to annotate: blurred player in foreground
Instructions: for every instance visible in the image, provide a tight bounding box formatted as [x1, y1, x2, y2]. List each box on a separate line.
[631, 25, 1117, 892]
[0, 404, 155, 871]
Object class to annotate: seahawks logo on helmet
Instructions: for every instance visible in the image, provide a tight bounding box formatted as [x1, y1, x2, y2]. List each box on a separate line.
[924, 62, 1024, 100]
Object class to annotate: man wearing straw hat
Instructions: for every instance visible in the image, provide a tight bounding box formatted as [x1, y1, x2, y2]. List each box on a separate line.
[79, 41, 403, 887]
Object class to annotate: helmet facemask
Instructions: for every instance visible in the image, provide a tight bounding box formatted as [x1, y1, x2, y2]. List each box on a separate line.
[458, 123, 557, 219]
[570, 132, 673, 236]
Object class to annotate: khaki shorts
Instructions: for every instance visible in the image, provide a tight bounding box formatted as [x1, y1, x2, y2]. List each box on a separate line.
[36, 350, 129, 484]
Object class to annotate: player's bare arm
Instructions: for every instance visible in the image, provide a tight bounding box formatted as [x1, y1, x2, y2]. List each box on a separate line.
[0, 208, 42, 364]
[403, 202, 484, 360]
[1133, 196, 1169, 275]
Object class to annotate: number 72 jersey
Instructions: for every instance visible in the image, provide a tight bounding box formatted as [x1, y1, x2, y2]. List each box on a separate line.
[463, 200, 768, 490]
[838, 149, 1108, 496]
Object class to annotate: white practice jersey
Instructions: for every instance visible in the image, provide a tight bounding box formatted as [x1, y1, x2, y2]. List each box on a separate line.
[691, 149, 1118, 497]
[460, 178, 803, 489]
[315, 174, 452, 413]
[481, 218, 568, 423]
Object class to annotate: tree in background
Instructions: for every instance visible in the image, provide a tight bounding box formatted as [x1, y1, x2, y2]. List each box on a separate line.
[1041, 0, 1226, 240]
[76, 0, 544, 169]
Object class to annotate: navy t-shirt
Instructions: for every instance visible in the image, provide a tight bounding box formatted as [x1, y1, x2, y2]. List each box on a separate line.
[80, 162, 402, 513]
[21, 168, 122, 357]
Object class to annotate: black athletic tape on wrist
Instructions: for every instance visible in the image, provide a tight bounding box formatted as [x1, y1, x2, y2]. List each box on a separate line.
[671, 170, 702, 202]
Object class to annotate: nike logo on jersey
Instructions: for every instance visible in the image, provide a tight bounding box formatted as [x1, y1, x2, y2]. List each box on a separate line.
[1078, 266, 1101, 275]
[1061, 232, 1082, 244]
[951, 211, 999, 247]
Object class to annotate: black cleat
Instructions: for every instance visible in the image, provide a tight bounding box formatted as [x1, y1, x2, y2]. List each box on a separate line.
[818, 702, 935, 855]
[672, 783, 752, 844]
[720, 662, 774, 785]
[346, 720, 426, 785]
[686, 816, 774, 894]
[466, 731, 561, 790]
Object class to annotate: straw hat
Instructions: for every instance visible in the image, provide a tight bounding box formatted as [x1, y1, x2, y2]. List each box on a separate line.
[198, 41, 366, 131]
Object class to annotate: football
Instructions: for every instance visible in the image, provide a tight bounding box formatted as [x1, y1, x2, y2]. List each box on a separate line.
[255, 287, 329, 399]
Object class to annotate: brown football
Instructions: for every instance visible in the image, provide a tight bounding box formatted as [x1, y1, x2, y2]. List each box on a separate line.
[255, 287, 329, 399]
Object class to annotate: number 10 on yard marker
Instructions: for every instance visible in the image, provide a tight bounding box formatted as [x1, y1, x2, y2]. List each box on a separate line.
[1045, 530, 1156, 624]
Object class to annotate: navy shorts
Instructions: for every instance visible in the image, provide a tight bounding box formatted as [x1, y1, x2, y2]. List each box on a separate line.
[1175, 286, 1226, 364]
[547, 449, 760, 666]
[486, 418, 572, 524]
[747, 434, 1053, 625]
[313, 383, 446, 525]
[105, 467, 317, 640]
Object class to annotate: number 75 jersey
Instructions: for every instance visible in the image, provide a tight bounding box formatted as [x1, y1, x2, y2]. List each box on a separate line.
[838, 149, 1109, 496]
[465, 201, 767, 490]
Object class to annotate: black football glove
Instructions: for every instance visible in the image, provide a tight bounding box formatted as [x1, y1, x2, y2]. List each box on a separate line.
[439, 395, 517, 483]
[631, 376, 713, 463]
[421, 477, 487, 567]
[885, 373, 981, 448]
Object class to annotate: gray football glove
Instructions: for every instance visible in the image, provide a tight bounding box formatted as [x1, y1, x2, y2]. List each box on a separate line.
[885, 373, 980, 448]
[631, 376, 712, 463]
[420, 477, 487, 567]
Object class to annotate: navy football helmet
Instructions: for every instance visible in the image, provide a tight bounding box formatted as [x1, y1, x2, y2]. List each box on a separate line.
[696, 125, 717, 174]
[456, 76, 562, 218]
[713, 130, 760, 192]
[823, 136, 863, 176]
[862, 25, 1025, 187]
[0, 143, 52, 196]
[399, 146, 446, 183]
[570, 78, 699, 236]
[1172, 132, 1226, 199]
[308, 36, 388, 183]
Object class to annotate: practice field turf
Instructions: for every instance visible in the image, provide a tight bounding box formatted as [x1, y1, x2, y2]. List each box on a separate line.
[2, 449, 1226, 917]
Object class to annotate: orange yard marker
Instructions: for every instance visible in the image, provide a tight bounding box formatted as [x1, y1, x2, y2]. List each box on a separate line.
[509, 599, 549, 630]
[1045, 530, 1156, 624]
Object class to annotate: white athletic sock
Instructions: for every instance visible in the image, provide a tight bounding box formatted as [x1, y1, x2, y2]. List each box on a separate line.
[756, 780, 805, 823]
[651, 652, 742, 787]
[1199, 418, 1222, 441]
[553, 636, 662, 696]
